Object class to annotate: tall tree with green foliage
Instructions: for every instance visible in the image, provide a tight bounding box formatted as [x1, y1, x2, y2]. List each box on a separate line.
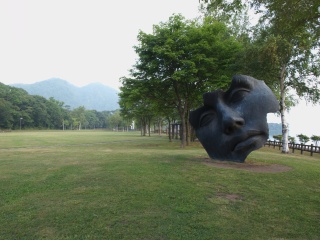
[0, 98, 15, 129]
[119, 77, 157, 136]
[311, 135, 320, 146]
[273, 134, 282, 142]
[84, 110, 100, 129]
[130, 14, 243, 147]
[297, 134, 310, 144]
[108, 110, 125, 132]
[72, 106, 87, 130]
[200, 0, 320, 153]
[288, 136, 295, 144]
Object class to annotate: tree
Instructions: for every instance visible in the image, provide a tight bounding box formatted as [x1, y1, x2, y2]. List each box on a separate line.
[1, 84, 32, 129]
[0, 82, 109, 130]
[288, 136, 295, 144]
[31, 95, 50, 128]
[297, 134, 310, 144]
[200, 0, 320, 153]
[273, 134, 282, 142]
[108, 110, 124, 131]
[130, 14, 243, 147]
[46, 97, 65, 129]
[311, 135, 320, 146]
[0, 98, 15, 129]
[82, 110, 98, 129]
[72, 106, 87, 130]
[119, 78, 156, 136]
[99, 111, 113, 129]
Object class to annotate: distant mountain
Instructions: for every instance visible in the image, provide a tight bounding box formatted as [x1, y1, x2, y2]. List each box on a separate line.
[11, 78, 119, 111]
[268, 123, 282, 139]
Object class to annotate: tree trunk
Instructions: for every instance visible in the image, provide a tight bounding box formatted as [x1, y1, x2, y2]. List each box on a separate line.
[180, 107, 188, 148]
[172, 123, 175, 141]
[168, 118, 172, 142]
[173, 81, 187, 148]
[186, 110, 190, 146]
[280, 65, 289, 153]
[143, 118, 147, 136]
[280, 99, 289, 153]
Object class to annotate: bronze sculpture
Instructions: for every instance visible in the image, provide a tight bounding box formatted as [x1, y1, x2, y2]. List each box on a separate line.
[189, 75, 279, 162]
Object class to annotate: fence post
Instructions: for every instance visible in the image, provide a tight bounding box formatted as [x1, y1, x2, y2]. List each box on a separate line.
[301, 143, 303, 155]
[310, 144, 314, 156]
[292, 143, 295, 153]
[267, 140, 270, 147]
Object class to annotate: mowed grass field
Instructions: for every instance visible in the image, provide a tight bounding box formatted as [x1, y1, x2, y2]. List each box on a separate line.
[1, 131, 320, 239]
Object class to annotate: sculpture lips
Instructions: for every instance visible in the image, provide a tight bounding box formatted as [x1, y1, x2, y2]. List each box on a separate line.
[233, 131, 266, 152]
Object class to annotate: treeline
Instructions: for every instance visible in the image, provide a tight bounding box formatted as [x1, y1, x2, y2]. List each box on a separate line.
[119, 16, 243, 146]
[273, 134, 320, 146]
[119, 15, 262, 146]
[119, 0, 320, 149]
[0, 83, 125, 130]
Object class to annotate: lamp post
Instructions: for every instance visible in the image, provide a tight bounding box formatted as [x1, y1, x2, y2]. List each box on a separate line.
[20, 117, 23, 130]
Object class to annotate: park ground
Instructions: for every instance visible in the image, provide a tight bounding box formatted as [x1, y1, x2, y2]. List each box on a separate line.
[0, 130, 320, 239]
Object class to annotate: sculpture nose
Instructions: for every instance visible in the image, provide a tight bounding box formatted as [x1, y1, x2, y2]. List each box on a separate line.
[223, 116, 245, 134]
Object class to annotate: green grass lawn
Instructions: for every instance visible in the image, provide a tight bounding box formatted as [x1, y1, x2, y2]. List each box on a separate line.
[1, 130, 320, 239]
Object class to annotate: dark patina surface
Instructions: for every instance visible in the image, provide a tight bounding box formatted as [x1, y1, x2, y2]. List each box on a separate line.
[189, 75, 279, 162]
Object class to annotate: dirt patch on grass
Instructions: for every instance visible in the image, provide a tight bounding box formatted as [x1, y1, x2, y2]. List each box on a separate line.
[202, 158, 292, 173]
[208, 193, 244, 204]
[216, 193, 244, 201]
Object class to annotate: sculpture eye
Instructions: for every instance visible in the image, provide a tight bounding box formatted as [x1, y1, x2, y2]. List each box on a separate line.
[199, 111, 216, 127]
[229, 89, 249, 103]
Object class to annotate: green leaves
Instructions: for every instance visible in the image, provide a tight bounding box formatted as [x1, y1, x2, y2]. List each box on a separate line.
[297, 134, 310, 144]
[120, 14, 244, 145]
[133, 14, 243, 96]
[202, 0, 320, 103]
[0, 82, 124, 130]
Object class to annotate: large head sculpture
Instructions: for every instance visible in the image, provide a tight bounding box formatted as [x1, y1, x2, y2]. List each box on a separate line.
[189, 75, 279, 162]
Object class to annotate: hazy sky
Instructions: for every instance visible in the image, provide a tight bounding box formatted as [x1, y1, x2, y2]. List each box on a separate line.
[1, 0, 319, 139]
[0, 0, 200, 89]
[268, 99, 319, 138]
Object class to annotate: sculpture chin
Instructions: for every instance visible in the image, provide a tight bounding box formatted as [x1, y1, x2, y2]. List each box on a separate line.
[230, 135, 267, 162]
[233, 134, 266, 152]
[197, 130, 268, 163]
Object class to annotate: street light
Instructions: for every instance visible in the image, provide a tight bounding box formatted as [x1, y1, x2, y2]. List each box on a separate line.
[20, 117, 23, 130]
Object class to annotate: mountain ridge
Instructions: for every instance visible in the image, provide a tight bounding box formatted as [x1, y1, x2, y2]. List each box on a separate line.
[11, 78, 119, 111]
